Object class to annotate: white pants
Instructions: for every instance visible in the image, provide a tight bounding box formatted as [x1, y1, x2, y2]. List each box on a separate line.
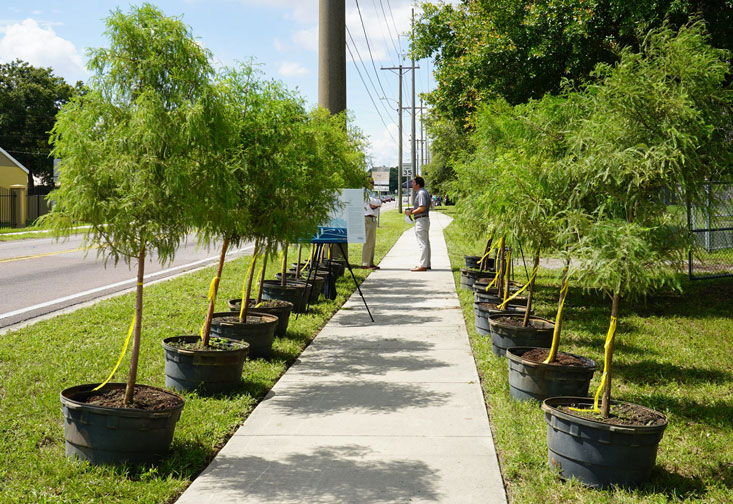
[362, 215, 377, 266]
[415, 217, 431, 268]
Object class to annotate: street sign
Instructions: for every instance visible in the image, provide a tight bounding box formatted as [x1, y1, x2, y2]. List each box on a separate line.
[374, 185, 389, 192]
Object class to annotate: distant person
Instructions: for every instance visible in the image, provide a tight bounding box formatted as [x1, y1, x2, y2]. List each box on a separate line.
[405, 176, 431, 271]
[362, 178, 382, 270]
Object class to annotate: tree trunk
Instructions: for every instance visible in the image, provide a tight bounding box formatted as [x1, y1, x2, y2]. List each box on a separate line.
[256, 251, 268, 305]
[479, 236, 492, 271]
[522, 252, 540, 327]
[497, 239, 506, 299]
[124, 246, 146, 405]
[240, 241, 260, 323]
[296, 245, 302, 277]
[201, 238, 228, 347]
[546, 260, 570, 363]
[601, 293, 620, 418]
[280, 244, 288, 288]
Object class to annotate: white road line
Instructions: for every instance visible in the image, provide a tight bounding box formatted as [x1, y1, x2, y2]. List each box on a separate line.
[0, 245, 253, 321]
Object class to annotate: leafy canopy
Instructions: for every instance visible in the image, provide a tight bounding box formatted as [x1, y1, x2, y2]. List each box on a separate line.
[47, 3, 228, 265]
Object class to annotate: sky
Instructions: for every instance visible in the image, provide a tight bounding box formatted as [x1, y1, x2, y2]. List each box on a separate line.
[0, 0, 454, 168]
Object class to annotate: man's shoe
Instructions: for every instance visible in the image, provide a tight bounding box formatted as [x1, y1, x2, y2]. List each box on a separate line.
[411, 267, 428, 272]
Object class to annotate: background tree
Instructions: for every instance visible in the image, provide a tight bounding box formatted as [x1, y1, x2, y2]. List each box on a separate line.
[47, 4, 226, 404]
[567, 22, 732, 416]
[413, 0, 733, 131]
[0, 60, 81, 191]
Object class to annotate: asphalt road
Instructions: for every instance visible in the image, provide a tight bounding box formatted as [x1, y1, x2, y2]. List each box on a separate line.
[0, 234, 253, 330]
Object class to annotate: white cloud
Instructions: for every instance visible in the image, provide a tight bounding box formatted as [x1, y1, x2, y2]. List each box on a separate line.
[0, 19, 88, 83]
[278, 61, 308, 77]
[273, 37, 289, 52]
[367, 122, 400, 167]
[239, 0, 318, 25]
[292, 26, 317, 52]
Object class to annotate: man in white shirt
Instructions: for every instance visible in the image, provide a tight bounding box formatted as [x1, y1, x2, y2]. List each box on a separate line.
[405, 176, 431, 271]
[362, 177, 382, 269]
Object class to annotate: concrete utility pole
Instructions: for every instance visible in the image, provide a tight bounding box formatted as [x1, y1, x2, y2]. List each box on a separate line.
[420, 97, 425, 172]
[318, 0, 346, 115]
[318, 0, 347, 261]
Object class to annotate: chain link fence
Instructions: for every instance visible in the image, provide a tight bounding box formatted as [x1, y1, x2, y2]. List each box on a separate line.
[688, 182, 733, 279]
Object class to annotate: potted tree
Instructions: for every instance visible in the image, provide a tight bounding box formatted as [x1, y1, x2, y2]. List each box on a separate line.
[541, 23, 731, 487]
[48, 4, 221, 463]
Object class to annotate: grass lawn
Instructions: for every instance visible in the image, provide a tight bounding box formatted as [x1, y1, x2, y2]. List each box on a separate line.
[0, 209, 410, 504]
[441, 217, 733, 503]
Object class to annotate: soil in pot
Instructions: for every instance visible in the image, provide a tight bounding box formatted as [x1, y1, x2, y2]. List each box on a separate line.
[488, 314, 552, 357]
[61, 383, 184, 465]
[83, 386, 183, 410]
[505, 347, 597, 401]
[542, 396, 668, 487]
[162, 335, 249, 393]
[228, 298, 293, 337]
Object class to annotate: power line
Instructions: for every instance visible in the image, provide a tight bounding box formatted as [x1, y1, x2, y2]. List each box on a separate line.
[385, 0, 402, 56]
[346, 40, 397, 144]
[354, 0, 392, 107]
[375, 0, 401, 63]
[346, 25, 396, 122]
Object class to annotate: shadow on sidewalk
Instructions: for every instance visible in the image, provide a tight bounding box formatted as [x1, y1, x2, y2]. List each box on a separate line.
[200, 444, 441, 503]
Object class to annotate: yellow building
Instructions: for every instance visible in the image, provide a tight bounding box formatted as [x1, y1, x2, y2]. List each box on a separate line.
[0, 146, 29, 227]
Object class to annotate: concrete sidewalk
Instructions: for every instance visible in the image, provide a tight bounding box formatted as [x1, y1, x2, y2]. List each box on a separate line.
[176, 212, 507, 504]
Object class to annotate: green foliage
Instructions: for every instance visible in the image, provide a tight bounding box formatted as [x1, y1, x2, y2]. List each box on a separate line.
[0, 59, 80, 188]
[46, 3, 226, 266]
[414, 0, 733, 130]
[568, 21, 732, 298]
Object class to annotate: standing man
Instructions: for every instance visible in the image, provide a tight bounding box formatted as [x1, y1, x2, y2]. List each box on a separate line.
[362, 177, 382, 270]
[405, 176, 431, 271]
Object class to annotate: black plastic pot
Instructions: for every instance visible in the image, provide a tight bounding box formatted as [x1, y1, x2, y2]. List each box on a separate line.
[287, 269, 328, 293]
[293, 260, 344, 278]
[473, 302, 527, 336]
[162, 335, 249, 393]
[276, 273, 322, 304]
[460, 268, 495, 290]
[261, 279, 306, 312]
[488, 314, 553, 357]
[228, 298, 293, 336]
[60, 383, 184, 465]
[210, 311, 278, 359]
[465, 255, 495, 270]
[506, 347, 596, 401]
[542, 397, 668, 488]
[473, 284, 525, 305]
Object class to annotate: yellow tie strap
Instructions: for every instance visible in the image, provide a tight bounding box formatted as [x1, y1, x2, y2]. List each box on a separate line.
[239, 251, 260, 320]
[543, 279, 569, 364]
[199, 275, 221, 340]
[499, 263, 537, 310]
[93, 313, 136, 391]
[570, 315, 617, 413]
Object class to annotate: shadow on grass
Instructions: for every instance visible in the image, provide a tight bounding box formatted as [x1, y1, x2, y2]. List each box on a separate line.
[614, 359, 732, 386]
[638, 393, 733, 425]
[641, 459, 733, 500]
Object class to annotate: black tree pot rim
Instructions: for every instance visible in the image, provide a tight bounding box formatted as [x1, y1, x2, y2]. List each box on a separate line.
[227, 298, 295, 310]
[541, 396, 668, 434]
[161, 334, 249, 356]
[488, 313, 553, 325]
[60, 383, 185, 416]
[210, 311, 278, 326]
[507, 346, 597, 372]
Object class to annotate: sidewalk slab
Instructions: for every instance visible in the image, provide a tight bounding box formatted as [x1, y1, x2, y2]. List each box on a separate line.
[175, 212, 506, 504]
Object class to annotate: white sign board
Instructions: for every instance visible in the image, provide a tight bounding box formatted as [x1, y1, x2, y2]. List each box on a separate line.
[312, 189, 366, 244]
[372, 168, 390, 185]
[374, 185, 389, 192]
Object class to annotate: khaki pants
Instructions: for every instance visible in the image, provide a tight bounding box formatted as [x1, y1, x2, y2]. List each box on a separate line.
[362, 215, 377, 266]
[415, 217, 431, 268]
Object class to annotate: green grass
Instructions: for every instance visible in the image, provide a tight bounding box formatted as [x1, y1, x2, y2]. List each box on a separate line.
[443, 220, 733, 503]
[0, 209, 411, 504]
[0, 224, 89, 241]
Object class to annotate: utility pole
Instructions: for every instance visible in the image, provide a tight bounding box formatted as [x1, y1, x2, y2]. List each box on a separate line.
[420, 97, 425, 172]
[382, 63, 419, 213]
[318, 0, 346, 261]
[410, 8, 417, 204]
[318, 0, 345, 115]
